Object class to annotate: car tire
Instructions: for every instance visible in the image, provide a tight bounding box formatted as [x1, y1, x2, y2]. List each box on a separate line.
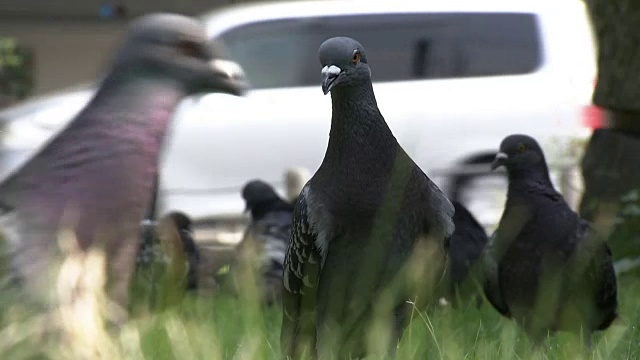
[449, 156, 507, 231]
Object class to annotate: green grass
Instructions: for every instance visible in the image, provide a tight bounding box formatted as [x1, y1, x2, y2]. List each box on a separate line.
[1, 266, 639, 360]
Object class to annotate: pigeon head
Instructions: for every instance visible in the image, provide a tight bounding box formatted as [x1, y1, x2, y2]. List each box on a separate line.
[111, 13, 248, 96]
[491, 134, 549, 175]
[318, 37, 371, 95]
[241, 179, 281, 212]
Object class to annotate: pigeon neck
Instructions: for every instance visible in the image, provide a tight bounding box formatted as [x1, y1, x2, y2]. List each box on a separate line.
[506, 163, 555, 193]
[85, 75, 185, 126]
[324, 83, 396, 163]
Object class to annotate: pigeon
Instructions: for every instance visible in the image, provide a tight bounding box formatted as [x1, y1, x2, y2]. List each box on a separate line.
[232, 179, 294, 304]
[0, 13, 247, 315]
[280, 37, 455, 360]
[161, 211, 200, 292]
[135, 173, 161, 269]
[482, 134, 618, 348]
[131, 211, 200, 310]
[148, 210, 201, 309]
[445, 201, 489, 305]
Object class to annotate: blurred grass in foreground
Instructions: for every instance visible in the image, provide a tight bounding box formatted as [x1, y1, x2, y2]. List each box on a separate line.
[0, 224, 637, 360]
[0, 264, 638, 360]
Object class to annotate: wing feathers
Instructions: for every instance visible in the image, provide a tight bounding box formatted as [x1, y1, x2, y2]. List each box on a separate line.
[281, 187, 323, 359]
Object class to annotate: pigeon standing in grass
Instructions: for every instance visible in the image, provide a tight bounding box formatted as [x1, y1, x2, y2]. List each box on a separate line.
[233, 179, 294, 304]
[445, 201, 488, 305]
[0, 13, 247, 316]
[149, 211, 201, 309]
[132, 211, 200, 310]
[161, 211, 200, 292]
[280, 37, 455, 360]
[483, 134, 618, 348]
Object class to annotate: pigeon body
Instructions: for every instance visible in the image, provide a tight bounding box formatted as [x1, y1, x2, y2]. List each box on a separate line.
[235, 179, 294, 304]
[132, 211, 200, 310]
[0, 13, 247, 313]
[446, 201, 488, 304]
[483, 134, 618, 346]
[163, 211, 200, 291]
[281, 37, 455, 360]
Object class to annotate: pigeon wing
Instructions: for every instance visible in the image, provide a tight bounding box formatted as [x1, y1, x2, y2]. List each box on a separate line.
[448, 201, 489, 286]
[0, 109, 91, 213]
[421, 172, 456, 242]
[280, 187, 323, 359]
[481, 203, 532, 317]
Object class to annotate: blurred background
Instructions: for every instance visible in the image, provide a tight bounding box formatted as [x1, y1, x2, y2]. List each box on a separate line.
[5, 2, 640, 358]
[0, 0, 598, 249]
[0, 0, 239, 97]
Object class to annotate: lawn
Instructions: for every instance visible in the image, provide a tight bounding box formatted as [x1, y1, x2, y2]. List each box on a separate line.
[0, 260, 638, 360]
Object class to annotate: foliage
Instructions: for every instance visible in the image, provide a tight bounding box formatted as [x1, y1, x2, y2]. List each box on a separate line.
[0, 37, 35, 106]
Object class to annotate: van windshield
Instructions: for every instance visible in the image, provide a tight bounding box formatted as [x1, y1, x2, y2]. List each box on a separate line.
[218, 12, 542, 90]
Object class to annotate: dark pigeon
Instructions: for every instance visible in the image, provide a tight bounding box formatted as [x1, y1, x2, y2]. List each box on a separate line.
[445, 201, 489, 305]
[482, 134, 618, 348]
[0, 13, 247, 315]
[233, 179, 294, 304]
[280, 37, 455, 360]
[132, 211, 200, 310]
[163, 211, 200, 291]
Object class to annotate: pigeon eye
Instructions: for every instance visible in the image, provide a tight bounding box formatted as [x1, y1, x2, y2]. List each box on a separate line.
[517, 143, 527, 153]
[352, 51, 361, 64]
[177, 40, 201, 58]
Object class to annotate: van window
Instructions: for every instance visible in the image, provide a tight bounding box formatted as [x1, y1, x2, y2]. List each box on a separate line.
[218, 19, 317, 90]
[219, 12, 542, 89]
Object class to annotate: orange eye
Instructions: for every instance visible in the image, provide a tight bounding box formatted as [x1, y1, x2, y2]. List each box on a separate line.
[517, 143, 527, 152]
[352, 51, 361, 64]
[178, 40, 200, 58]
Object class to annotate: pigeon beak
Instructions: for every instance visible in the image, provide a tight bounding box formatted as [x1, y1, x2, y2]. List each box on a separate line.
[491, 152, 509, 171]
[208, 58, 249, 96]
[321, 65, 342, 95]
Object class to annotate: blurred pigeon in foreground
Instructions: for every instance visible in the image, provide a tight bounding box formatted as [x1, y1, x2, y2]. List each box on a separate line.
[232, 179, 293, 304]
[445, 201, 488, 305]
[280, 37, 455, 360]
[0, 13, 247, 316]
[483, 134, 618, 348]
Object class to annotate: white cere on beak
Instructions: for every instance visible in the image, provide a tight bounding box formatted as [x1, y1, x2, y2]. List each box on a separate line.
[321, 65, 341, 76]
[211, 59, 245, 80]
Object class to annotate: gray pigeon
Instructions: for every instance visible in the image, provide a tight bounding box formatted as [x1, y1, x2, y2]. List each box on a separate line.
[232, 179, 294, 304]
[162, 211, 200, 292]
[0, 13, 247, 315]
[240, 179, 294, 278]
[280, 37, 455, 360]
[483, 134, 618, 348]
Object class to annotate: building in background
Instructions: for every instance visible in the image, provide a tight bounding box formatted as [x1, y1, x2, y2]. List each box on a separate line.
[0, 37, 34, 109]
[0, 0, 247, 97]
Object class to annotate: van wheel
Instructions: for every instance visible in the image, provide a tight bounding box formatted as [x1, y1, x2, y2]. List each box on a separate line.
[449, 157, 507, 230]
[449, 155, 495, 203]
